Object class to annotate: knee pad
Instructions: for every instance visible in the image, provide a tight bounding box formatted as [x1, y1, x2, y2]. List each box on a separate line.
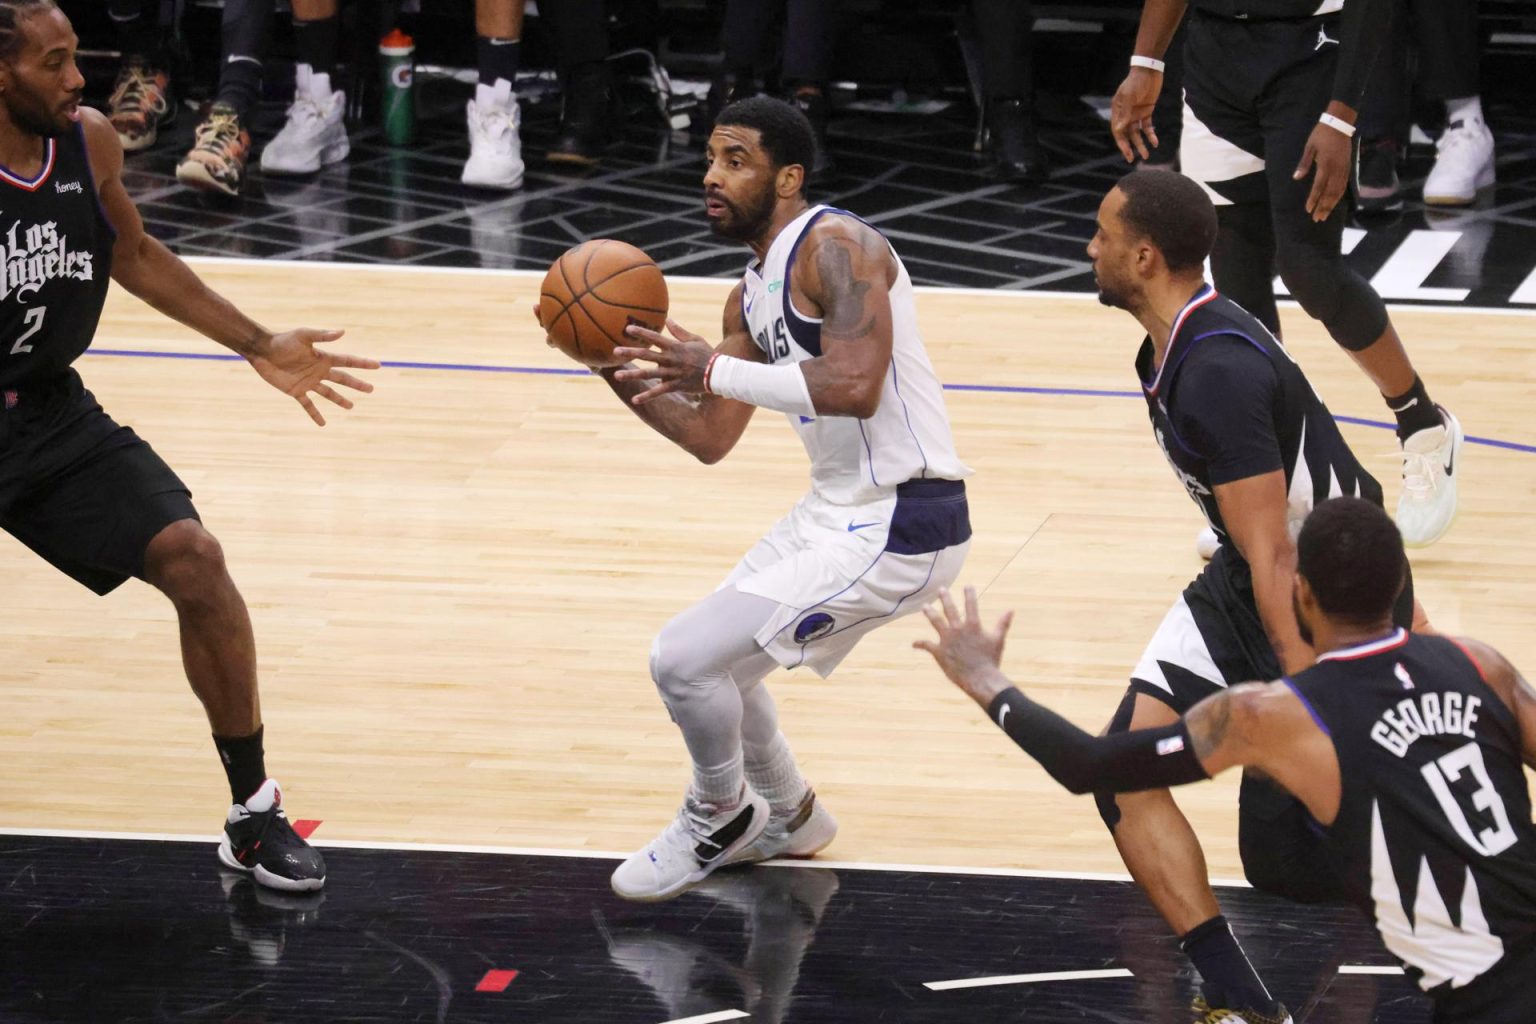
[1276, 252, 1388, 352]
[1094, 689, 1141, 832]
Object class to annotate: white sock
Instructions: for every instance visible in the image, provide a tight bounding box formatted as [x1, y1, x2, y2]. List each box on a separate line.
[744, 731, 809, 815]
[475, 79, 515, 111]
[692, 753, 745, 808]
[1446, 95, 1483, 127]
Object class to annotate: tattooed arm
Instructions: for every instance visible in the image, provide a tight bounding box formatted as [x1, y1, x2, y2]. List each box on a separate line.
[596, 280, 762, 464]
[790, 215, 897, 418]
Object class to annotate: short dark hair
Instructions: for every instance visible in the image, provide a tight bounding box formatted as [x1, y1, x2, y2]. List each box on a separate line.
[1297, 497, 1407, 623]
[0, 0, 57, 62]
[714, 95, 816, 195]
[1113, 170, 1218, 273]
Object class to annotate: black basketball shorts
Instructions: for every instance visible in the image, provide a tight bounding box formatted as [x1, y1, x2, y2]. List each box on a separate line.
[0, 370, 199, 595]
[1179, 8, 1343, 208]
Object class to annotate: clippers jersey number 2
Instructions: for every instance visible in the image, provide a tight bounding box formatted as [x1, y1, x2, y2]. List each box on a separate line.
[11, 306, 45, 355]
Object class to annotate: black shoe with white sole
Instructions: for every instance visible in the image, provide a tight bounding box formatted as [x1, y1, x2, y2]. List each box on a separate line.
[217, 779, 326, 892]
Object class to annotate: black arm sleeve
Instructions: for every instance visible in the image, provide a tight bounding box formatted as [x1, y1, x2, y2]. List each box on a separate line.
[986, 688, 1210, 794]
[1332, 0, 1396, 108]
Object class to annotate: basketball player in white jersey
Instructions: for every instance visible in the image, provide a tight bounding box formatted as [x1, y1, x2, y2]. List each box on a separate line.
[569, 95, 972, 901]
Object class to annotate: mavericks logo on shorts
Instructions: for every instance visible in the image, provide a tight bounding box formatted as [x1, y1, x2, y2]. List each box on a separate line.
[794, 613, 836, 643]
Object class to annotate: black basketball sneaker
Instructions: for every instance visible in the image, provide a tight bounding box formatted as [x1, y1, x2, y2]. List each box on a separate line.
[217, 779, 327, 892]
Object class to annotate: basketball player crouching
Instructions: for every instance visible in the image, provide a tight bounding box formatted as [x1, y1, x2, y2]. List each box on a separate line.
[536, 96, 973, 901]
[921, 499, 1536, 1024]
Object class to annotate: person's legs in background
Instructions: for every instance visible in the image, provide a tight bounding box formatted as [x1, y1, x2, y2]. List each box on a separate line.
[108, 0, 174, 151]
[1417, 0, 1492, 205]
[1354, 9, 1410, 214]
[973, 0, 1046, 184]
[260, 0, 350, 177]
[543, 0, 612, 168]
[460, 0, 526, 188]
[176, 0, 274, 195]
[782, 0, 840, 178]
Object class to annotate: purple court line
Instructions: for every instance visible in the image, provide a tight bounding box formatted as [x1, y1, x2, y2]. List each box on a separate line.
[84, 348, 1536, 455]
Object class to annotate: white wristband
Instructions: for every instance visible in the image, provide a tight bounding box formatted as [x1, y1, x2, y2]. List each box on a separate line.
[1318, 112, 1356, 138]
[1130, 55, 1166, 73]
[706, 354, 817, 418]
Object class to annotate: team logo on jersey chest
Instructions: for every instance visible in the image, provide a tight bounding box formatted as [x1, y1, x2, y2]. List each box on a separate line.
[0, 216, 94, 302]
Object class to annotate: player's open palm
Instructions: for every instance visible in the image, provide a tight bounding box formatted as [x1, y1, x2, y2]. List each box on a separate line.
[915, 586, 1015, 707]
[249, 328, 380, 426]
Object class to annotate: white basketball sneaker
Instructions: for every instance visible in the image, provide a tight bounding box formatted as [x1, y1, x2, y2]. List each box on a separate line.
[1397, 406, 1464, 548]
[260, 67, 349, 176]
[1423, 118, 1494, 206]
[462, 80, 525, 190]
[727, 788, 838, 864]
[611, 786, 770, 902]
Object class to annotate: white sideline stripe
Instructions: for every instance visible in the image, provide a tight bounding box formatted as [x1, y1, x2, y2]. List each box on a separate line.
[177, 257, 1536, 318]
[1338, 965, 1405, 975]
[0, 826, 1254, 887]
[924, 968, 1133, 991]
[658, 1012, 749, 1024]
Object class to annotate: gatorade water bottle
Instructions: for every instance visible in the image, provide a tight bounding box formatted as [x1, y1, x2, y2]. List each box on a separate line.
[379, 28, 415, 146]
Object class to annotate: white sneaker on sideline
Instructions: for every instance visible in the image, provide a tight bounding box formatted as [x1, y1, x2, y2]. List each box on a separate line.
[462, 80, 525, 190]
[1423, 118, 1494, 206]
[727, 788, 838, 865]
[1397, 406, 1464, 547]
[611, 787, 770, 902]
[260, 67, 349, 176]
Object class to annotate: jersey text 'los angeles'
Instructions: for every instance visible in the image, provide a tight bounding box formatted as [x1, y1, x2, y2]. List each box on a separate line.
[0, 122, 114, 391]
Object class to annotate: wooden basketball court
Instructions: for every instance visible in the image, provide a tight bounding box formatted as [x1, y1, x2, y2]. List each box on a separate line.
[3, 260, 1532, 882]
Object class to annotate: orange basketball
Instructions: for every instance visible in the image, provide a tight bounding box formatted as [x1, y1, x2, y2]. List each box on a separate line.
[539, 240, 669, 367]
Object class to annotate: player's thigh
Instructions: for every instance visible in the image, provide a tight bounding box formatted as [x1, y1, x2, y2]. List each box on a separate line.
[2, 415, 197, 596]
[1181, 15, 1270, 206]
[747, 538, 969, 678]
[1258, 35, 1345, 237]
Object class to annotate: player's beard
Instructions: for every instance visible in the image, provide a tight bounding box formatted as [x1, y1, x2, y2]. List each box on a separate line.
[5, 88, 74, 138]
[709, 184, 777, 243]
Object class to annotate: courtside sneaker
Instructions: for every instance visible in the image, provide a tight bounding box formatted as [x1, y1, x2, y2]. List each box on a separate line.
[1397, 406, 1464, 548]
[176, 103, 251, 196]
[611, 787, 769, 902]
[217, 779, 326, 892]
[261, 68, 350, 176]
[108, 60, 173, 152]
[1423, 118, 1494, 206]
[727, 788, 838, 865]
[462, 81, 525, 190]
[1192, 995, 1293, 1024]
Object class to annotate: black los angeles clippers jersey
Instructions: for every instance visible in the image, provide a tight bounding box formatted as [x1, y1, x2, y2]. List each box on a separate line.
[0, 122, 114, 390]
[1288, 632, 1536, 1008]
[1135, 285, 1380, 556]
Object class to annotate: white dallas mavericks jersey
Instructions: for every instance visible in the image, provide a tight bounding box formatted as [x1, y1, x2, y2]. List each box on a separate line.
[739, 205, 969, 506]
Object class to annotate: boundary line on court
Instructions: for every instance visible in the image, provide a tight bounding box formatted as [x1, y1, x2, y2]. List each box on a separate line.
[179, 255, 1536, 318]
[0, 825, 1253, 888]
[80, 347, 1536, 455]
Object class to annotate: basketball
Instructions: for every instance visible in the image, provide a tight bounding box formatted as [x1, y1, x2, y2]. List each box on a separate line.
[539, 240, 669, 367]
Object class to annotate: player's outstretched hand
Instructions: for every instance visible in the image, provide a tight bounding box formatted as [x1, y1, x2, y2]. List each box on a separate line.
[914, 586, 1016, 708]
[249, 328, 379, 426]
[1110, 68, 1163, 163]
[1294, 121, 1352, 222]
[611, 319, 714, 405]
